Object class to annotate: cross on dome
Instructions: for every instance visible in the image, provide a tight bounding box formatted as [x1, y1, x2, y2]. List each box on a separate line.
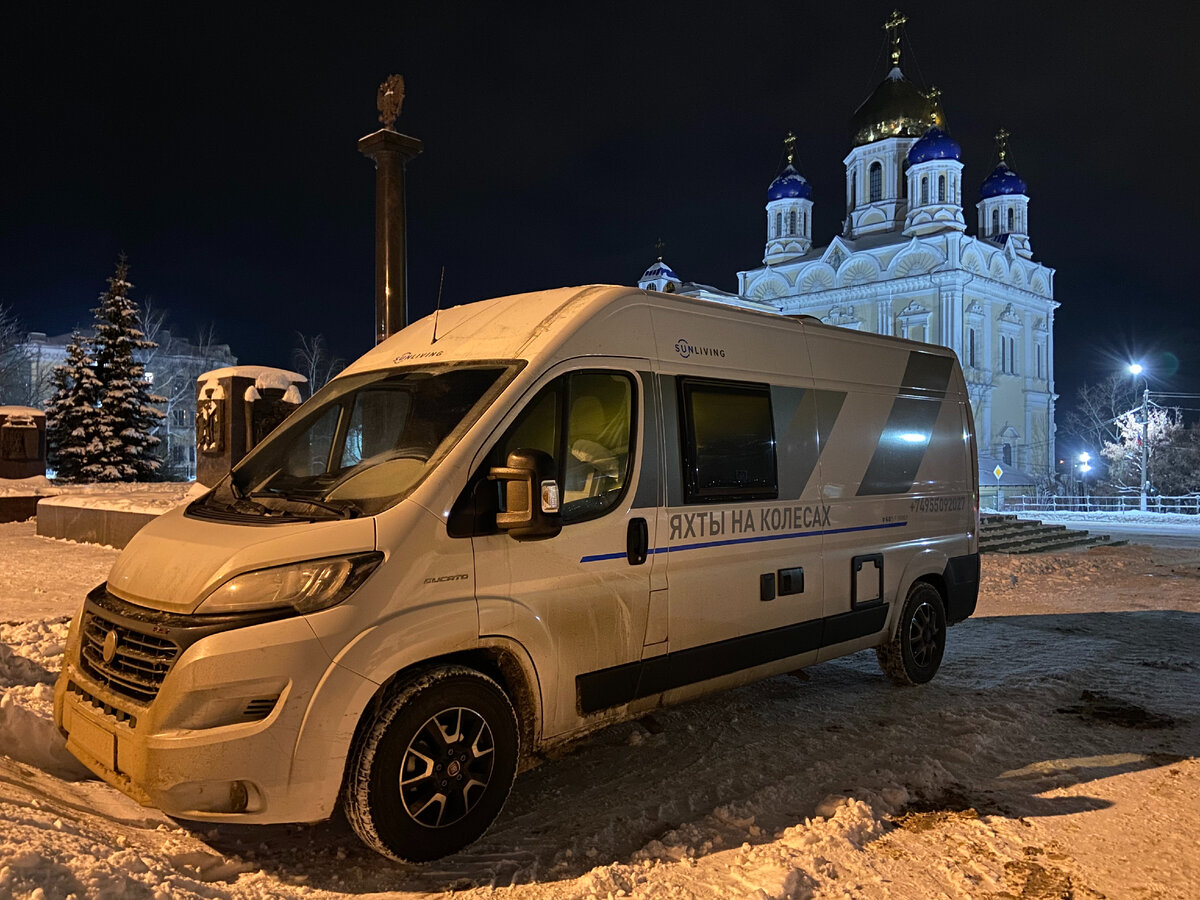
[995, 127, 1011, 163]
[884, 10, 907, 68]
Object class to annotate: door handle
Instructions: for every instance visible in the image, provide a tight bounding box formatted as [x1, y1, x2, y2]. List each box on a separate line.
[627, 517, 648, 566]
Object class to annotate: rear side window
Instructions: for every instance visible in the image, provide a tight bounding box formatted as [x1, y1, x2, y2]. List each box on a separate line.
[679, 378, 777, 503]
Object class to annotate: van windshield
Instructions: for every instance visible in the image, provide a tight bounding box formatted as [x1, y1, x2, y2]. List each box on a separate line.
[192, 363, 515, 521]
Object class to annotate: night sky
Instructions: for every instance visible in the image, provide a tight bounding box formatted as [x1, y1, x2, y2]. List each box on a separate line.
[2, 3, 1193, 421]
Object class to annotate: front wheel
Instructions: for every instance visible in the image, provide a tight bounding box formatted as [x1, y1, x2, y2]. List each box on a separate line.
[877, 582, 946, 686]
[343, 666, 519, 861]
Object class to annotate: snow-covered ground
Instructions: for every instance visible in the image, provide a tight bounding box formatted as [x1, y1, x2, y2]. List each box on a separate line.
[1020, 509, 1200, 541]
[2, 517, 1198, 899]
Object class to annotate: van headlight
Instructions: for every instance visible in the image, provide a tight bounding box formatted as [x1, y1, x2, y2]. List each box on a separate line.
[196, 552, 384, 614]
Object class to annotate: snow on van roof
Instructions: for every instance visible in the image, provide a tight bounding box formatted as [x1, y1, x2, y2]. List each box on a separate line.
[0, 406, 46, 417]
[337, 284, 957, 383]
[338, 284, 829, 379]
[339, 285, 626, 376]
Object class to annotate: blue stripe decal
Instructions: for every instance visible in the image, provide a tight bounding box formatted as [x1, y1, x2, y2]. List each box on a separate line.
[579, 521, 906, 563]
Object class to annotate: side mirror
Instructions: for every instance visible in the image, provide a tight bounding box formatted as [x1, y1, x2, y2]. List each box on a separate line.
[488, 448, 562, 541]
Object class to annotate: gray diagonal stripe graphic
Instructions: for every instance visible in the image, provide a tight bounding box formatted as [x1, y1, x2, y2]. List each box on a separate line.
[857, 352, 954, 496]
[775, 387, 846, 498]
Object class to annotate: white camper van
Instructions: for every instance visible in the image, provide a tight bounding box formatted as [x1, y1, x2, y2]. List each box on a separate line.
[55, 285, 980, 861]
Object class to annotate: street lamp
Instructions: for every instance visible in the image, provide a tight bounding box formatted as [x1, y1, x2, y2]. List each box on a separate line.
[1078, 452, 1091, 511]
[1128, 363, 1150, 511]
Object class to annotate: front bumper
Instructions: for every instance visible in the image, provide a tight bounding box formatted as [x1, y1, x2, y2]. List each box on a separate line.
[53, 585, 376, 824]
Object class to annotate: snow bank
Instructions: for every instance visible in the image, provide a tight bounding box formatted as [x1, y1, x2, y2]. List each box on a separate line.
[988, 507, 1200, 527]
[37, 482, 204, 515]
[0, 476, 58, 499]
[0, 621, 90, 780]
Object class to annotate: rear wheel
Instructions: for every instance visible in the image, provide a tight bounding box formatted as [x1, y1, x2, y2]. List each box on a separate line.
[343, 666, 519, 861]
[877, 582, 946, 686]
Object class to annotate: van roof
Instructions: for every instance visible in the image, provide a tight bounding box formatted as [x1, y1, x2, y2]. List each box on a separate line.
[338, 284, 956, 378]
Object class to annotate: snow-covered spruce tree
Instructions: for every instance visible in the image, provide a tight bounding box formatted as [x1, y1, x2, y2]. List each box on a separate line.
[84, 257, 165, 481]
[44, 331, 106, 482]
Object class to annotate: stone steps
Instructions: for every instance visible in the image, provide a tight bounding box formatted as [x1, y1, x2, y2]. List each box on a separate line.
[980, 513, 1124, 554]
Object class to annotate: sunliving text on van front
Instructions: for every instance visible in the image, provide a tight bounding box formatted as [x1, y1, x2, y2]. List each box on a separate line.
[55, 284, 980, 861]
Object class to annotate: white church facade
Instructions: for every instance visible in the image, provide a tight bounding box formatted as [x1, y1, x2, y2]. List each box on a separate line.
[640, 13, 1058, 480]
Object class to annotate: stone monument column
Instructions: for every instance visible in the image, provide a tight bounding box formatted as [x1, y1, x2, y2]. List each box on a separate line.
[0, 407, 46, 479]
[359, 74, 424, 345]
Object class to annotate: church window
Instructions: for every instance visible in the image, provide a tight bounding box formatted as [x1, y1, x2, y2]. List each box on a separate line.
[991, 208, 1000, 234]
[1000, 336, 1013, 374]
[968, 328, 977, 368]
[775, 212, 782, 238]
[788, 210, 796, 235]
[850, 172, 856, 208]
[1002, 443, 1012, 466]
[938, 174, 946, 203]
[869, 162, 882, 202]
[801, 209, 807, 234]
[1008, 208, 1015, 232]
[1037, 344, 1044, 379]
[919, 175, 928, 205]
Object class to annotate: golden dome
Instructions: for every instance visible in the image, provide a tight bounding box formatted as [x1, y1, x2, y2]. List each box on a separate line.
[849, 69, 944, 146]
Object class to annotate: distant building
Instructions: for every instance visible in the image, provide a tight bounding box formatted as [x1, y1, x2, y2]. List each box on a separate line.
[640, 14, 1057, 479]
[23, 330, 237, 481]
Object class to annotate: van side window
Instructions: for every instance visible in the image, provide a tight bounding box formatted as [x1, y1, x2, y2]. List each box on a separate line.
[562, 373, 632, 514]
[678, 378, 777, 503]
[449, 370, 635, 534]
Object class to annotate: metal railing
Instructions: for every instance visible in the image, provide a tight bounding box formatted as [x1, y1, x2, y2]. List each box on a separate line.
[1001, 495, 1200, 515]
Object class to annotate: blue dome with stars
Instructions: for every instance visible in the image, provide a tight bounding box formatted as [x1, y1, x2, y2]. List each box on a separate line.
[906, 127, 961, 164]
[980, 162, 1027, 198]
[767, 165, 813, 202]
[640, 259, 679, 283]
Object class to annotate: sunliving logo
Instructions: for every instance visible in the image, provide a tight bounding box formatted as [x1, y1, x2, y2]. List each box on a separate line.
[674, 338, 726, 360]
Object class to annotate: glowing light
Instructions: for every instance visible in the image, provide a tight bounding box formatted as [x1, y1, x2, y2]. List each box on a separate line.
[898, 432, 927, 443]
[1128, 363, 1144, 376]
[1079, 452, 1090, 463]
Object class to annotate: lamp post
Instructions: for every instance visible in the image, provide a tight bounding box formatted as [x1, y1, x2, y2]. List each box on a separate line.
[1129, 363, 1149, 511]
[1078, 452, 1091, 511]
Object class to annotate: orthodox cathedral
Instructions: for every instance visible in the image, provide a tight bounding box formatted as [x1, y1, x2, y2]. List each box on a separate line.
[640, 12, 1058, 480]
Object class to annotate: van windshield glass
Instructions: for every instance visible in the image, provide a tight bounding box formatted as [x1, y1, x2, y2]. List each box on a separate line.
[194, 364, 513, 520]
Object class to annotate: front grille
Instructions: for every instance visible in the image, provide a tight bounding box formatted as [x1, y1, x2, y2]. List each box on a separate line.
[79, 611, 181, 704]
[68, 680, 138, 728]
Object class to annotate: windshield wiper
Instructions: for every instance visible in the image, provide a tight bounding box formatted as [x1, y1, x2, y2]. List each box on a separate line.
[248, 490, 357, 519]
[214, 477, 276, 515]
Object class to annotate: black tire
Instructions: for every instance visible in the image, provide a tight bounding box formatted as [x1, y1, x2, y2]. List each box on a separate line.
[343, 666, 519, 862]
[876, 582, 946, 686]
